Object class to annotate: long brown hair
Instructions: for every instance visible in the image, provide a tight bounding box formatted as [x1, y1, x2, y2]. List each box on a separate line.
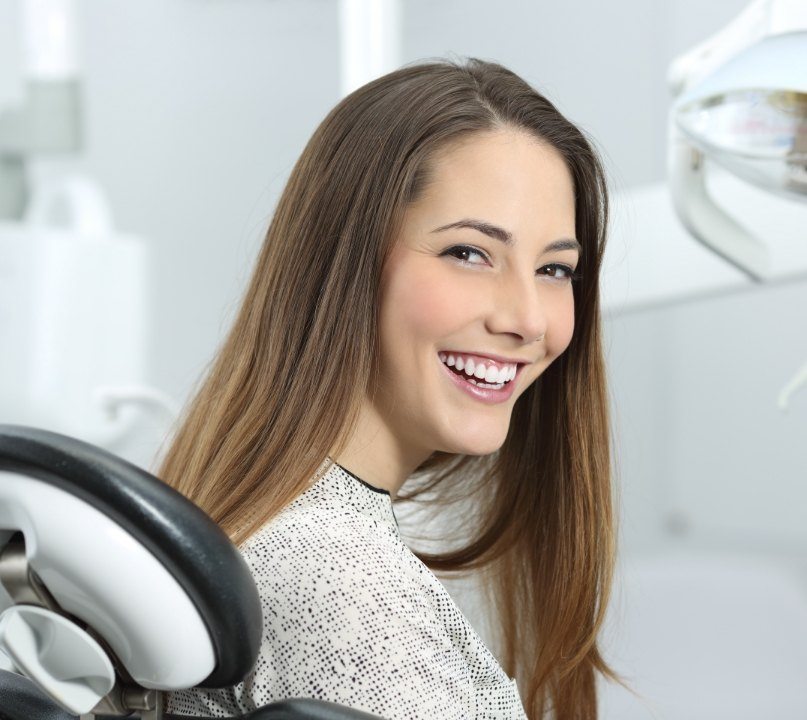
[158, 57, 623, 718]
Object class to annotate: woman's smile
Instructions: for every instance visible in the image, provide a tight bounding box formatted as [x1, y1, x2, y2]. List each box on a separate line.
[436, 350, 526, 402]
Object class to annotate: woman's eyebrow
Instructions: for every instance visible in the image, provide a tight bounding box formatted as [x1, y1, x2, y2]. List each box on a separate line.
[431, 218, 582, 255]
[432, 218, 513, 244]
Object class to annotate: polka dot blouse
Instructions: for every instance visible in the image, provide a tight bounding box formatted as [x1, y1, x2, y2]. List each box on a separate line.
[165, 458, 527, 719]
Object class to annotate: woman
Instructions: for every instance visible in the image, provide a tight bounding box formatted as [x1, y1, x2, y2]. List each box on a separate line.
[162, 57, 621, 719]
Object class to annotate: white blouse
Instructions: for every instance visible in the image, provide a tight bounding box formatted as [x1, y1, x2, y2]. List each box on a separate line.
[165, 459, 527, 719]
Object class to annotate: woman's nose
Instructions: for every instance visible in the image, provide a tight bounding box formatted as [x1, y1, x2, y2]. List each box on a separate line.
[484, 272, 548, 344]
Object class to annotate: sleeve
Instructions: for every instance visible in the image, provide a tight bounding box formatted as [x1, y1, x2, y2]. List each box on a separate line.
[165, 512, 475, 720]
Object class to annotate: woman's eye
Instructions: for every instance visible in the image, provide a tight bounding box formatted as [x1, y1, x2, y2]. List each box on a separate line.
[441, 244, 489, 266]
[442, 247, 582, 284]
[539, 263, 582, 283]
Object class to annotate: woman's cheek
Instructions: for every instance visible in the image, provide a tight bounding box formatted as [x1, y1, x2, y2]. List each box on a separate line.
[386, 262, 474, 339]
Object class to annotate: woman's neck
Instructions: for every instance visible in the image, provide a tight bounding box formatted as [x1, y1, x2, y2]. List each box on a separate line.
[330, 398, 432, 499]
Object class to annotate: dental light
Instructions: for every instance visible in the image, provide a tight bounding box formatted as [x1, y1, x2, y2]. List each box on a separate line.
[668, 0, 807, 283]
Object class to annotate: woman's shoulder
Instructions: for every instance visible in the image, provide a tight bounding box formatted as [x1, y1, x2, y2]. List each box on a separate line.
[239, 463, 400, 556]
[233, 492, 525, 716]
[239, 499, 407, 579]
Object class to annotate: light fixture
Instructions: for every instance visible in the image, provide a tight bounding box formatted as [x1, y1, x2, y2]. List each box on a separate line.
[668, 0, 807, 282]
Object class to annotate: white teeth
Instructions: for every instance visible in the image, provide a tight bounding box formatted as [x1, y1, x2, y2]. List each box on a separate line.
[439, 352, 518, 384]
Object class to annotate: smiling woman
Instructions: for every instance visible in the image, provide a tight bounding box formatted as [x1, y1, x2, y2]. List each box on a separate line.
[158, 57, 621, 720]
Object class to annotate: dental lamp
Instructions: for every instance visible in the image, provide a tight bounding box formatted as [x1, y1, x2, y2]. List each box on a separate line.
[668, 0, 807, 283]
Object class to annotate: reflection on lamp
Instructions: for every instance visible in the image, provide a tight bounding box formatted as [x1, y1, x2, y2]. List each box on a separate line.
[674, 34, 807, 203]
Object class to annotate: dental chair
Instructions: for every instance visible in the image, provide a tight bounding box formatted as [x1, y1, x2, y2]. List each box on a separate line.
[0, 425, 385, 720]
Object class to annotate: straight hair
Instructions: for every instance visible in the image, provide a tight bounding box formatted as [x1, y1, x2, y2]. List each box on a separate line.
[158, 57, 624, 719]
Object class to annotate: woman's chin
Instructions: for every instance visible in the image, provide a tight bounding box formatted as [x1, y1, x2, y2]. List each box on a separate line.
[439, 429, 508, 457]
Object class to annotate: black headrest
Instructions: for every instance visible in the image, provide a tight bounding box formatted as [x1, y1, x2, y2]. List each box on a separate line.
[0, 425, 262, 688]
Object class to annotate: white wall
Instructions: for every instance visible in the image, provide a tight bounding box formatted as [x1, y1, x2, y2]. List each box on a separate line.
[72, 0, 342, 404]
[607, 279, 807, 552]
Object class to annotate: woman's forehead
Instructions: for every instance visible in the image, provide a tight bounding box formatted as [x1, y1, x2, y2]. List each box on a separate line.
[405, 129, 576, 240]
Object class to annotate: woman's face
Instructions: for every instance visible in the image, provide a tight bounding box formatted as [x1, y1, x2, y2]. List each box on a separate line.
[373, 128, 579, 462]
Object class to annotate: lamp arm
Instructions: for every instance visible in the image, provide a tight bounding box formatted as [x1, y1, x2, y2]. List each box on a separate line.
[667, 122, 771, 282]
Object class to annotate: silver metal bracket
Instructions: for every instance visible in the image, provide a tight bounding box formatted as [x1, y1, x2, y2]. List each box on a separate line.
[0, 532, 161, 718]
[0, 532, 60, 610]
[80, 688, 164, 719]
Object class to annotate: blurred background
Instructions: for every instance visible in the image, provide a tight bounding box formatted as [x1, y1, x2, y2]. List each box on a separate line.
[1, 1, 806, 717]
